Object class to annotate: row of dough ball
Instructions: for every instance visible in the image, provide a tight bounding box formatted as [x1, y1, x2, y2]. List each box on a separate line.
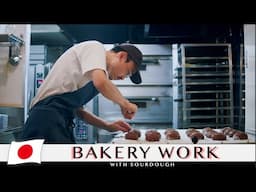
[125, 129, 180, 141]
[125, 127, 248, 141]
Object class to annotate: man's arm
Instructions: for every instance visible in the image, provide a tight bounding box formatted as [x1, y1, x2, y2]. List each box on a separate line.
[76, 108, 131, 132]
[89, 69, 137, 119]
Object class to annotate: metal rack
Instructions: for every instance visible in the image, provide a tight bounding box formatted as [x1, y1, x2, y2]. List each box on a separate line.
[239, 44, 245, 130]
[172, 44, 233, 129]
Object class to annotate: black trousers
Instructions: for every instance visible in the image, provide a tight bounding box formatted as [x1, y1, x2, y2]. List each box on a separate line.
[22, 106, 75, 144]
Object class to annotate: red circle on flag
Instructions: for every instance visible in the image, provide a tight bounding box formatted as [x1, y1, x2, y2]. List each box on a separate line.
[17, 144, 33, 159]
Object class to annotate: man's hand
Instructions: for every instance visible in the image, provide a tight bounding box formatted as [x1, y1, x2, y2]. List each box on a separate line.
[107, 120, 131, 132]
[120, 100, 138, 119]
[90, 70, 138, 119]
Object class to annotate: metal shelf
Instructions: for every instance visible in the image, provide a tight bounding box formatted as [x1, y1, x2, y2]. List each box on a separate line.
[186, 90, 231, 93]
[182, 123, 231, 128]
[184, 107, 231, 110]
[186, 99, 231, 102]
[184, 64, 229, 68]
[185, 73, 230, 77]
[238, 44, 245, 130]
[172, 43, 233, 129]
[185, 57, 229, 60]
[186, 115, 231, 119]
[175, 74, 230, 78]
[185, 81, 230, 85]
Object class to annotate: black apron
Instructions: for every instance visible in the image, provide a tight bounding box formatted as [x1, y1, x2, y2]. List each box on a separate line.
[22, 81, 99, 144]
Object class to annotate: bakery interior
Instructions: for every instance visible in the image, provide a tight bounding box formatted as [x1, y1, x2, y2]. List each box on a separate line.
[0, 24, 255, 144]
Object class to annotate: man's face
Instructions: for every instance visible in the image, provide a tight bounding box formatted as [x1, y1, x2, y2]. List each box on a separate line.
[109, 52, 136, 81]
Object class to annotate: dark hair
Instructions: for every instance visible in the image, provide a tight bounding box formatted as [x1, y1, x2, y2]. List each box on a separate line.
[111, 46, 123, 53]
[111, 43, 142, 84]
[111, 46, 131, 63]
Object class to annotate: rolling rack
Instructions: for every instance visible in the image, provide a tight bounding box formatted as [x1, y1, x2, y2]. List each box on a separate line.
[239, 44, 245, 130]
[172, 44, 234, 129]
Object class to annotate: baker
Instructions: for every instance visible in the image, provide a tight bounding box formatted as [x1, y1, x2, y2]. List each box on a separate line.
[22, 40, 143, 143]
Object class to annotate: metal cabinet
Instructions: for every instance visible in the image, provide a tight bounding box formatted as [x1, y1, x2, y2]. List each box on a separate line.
[244, 25, 256, 136]
[99, 44, 173, 129]
[173, 44, 234, 129]
[99, 95, 172, 123]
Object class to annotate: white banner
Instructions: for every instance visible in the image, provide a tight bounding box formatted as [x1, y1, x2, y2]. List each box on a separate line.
[0, 143, 255, 164]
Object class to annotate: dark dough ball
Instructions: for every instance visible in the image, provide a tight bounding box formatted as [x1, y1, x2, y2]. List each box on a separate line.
[211, 132, 226, 140]
[227, 130, 237, 137]
[233, 131, 248, 140]
[222, 127, 232, 134]
[125, 129, 141, 140]
[190, 131, 204, 140]
[205, 130, 217, 138]
[186, 128, 197, 137]
[165, 130, 180, 140]
[132, 129, 141, 137]
[145, 130, 161, 141]
[164, 128, 175, 135]
[202, 127, 213, 135]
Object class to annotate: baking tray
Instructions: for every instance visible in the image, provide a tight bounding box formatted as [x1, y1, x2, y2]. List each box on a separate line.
[111, 129, 254, 144]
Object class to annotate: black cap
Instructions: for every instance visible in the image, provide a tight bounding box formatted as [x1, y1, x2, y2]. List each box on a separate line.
[116, 43, 143, 84]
